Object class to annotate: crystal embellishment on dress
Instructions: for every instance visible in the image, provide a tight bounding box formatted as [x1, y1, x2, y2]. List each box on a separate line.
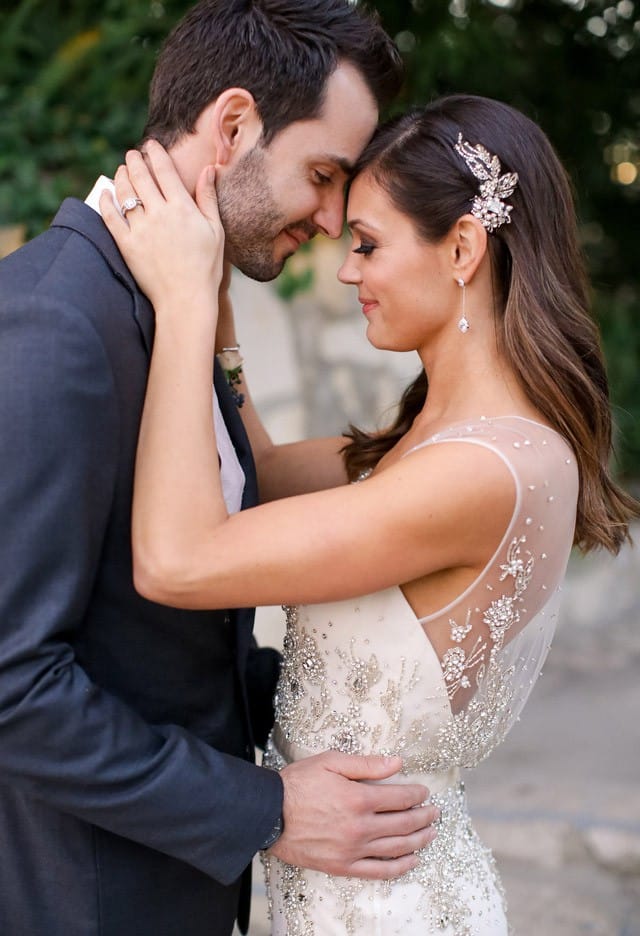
[441, 536, 534, 702]
[262, 419, 579, 936]
[450, 610, 473, 644]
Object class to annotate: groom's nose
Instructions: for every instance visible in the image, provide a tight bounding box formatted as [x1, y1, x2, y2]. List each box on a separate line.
[313, 188, 345, 240]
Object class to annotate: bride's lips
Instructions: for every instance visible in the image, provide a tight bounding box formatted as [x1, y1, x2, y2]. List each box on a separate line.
[359, 297, 378, 316]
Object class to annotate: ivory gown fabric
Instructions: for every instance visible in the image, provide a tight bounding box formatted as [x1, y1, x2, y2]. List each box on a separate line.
[262, 417, 579, 935]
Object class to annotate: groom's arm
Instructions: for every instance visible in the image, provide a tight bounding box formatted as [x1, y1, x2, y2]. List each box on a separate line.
[0, 288, 436, 885]
[0, 294, 282, 885]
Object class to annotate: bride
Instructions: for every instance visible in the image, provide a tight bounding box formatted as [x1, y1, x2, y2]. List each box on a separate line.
[102, 94, 638, 934]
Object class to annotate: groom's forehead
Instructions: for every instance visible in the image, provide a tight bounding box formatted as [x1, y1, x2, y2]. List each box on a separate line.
[264, 119, 373, 177]
[263, 64, 378, 165]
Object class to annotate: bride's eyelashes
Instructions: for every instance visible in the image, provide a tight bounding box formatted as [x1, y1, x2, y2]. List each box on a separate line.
[353, 242, 376, 256]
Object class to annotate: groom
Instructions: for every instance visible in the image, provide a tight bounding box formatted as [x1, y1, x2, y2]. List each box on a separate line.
[0, 3, 437, 935]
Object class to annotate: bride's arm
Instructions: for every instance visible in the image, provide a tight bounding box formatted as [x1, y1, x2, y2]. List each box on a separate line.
[215, 268, 349, 501]
[101, 143, 514, 613]
[101, 147, 446, 881]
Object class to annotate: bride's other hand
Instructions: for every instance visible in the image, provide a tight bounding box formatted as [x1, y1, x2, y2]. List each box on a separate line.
[100, 140, 224, 313]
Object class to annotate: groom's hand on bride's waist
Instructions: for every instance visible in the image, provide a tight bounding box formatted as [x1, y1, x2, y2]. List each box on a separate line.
[267, 752, 439, 879]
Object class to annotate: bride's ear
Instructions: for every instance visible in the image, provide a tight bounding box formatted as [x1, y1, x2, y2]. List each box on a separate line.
[201, 89, 264, 168]
[449, 215, 488, 285]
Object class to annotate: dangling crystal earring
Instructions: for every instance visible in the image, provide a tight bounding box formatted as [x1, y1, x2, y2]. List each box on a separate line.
[456, 278, 469, 333]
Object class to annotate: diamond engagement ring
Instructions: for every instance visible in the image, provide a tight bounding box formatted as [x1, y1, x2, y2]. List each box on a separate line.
[120, 196, 144, 217]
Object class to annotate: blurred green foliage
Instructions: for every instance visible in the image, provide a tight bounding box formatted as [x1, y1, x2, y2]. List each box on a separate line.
[0, 0, 186, 229]
[0, 0, 638, 474]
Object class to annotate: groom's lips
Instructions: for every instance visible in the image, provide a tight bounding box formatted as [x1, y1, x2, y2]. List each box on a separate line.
[285, 231, 305, 249]
[286, 231, 310, 247]
[283, 223, 318, 250]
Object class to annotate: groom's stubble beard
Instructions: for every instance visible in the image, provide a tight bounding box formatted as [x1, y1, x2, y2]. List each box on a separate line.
[216, 145, 291, 283]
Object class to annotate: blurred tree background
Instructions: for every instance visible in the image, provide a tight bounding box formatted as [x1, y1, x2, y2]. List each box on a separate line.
[0, 0, 638, 475]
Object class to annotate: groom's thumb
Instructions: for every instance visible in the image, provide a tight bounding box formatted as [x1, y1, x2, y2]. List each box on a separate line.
[327, 752, 403, 781]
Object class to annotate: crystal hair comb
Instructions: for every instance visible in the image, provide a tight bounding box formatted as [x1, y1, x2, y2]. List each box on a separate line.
[454, 133, 519, 233]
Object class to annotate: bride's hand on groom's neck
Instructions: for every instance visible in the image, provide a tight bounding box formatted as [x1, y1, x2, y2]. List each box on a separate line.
[101, 142, 225, 320]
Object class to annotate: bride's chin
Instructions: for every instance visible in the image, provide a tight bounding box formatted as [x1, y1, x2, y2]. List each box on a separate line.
[365, 328, 393, 352]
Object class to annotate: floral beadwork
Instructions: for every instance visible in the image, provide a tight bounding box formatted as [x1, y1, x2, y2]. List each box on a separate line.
[262, 418, 578, 935]
[441, 536, 534, 702]
[262, 779, 506, 936]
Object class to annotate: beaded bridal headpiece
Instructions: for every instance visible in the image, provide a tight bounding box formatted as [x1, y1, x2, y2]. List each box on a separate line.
[454, 133, 519, 233]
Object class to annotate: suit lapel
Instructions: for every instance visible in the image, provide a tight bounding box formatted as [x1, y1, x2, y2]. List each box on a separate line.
[50, 198, 155, 355]
[51, 199, 258, 510]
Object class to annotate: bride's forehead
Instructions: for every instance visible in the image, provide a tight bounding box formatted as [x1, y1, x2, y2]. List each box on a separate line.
[348, 172, 385, 206]
[346, 174, 400, 224]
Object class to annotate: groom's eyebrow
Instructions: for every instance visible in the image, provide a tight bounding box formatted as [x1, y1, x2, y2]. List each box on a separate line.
[324, 154, 355, 177]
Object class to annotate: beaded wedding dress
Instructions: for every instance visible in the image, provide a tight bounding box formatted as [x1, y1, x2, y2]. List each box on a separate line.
[262, 417, 579, 936]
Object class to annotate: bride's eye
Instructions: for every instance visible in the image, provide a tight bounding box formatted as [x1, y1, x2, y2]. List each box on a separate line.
[353, 242, 376, 256]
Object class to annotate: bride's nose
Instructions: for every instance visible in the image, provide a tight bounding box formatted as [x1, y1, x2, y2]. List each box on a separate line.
[337, 253, 360, 285]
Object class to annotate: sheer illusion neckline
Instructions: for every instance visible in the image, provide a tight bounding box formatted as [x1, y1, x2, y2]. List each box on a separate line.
[398, 441, 521, 627]
[403, 414, 568, 459]
[396, 417, 573, 627]
[357, 416, 574, 640]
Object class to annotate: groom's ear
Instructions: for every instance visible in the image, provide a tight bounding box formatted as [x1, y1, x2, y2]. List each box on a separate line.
[205, 89, 263, 167]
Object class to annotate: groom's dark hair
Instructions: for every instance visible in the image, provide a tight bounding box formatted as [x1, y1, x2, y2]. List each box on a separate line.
[143, 0, 403, 147]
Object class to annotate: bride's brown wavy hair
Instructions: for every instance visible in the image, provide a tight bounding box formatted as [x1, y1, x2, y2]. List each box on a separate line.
[343, 95, 639, 554]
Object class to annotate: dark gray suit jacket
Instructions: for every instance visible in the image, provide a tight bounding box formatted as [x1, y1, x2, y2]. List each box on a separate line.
[0, 199, 282, 936]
